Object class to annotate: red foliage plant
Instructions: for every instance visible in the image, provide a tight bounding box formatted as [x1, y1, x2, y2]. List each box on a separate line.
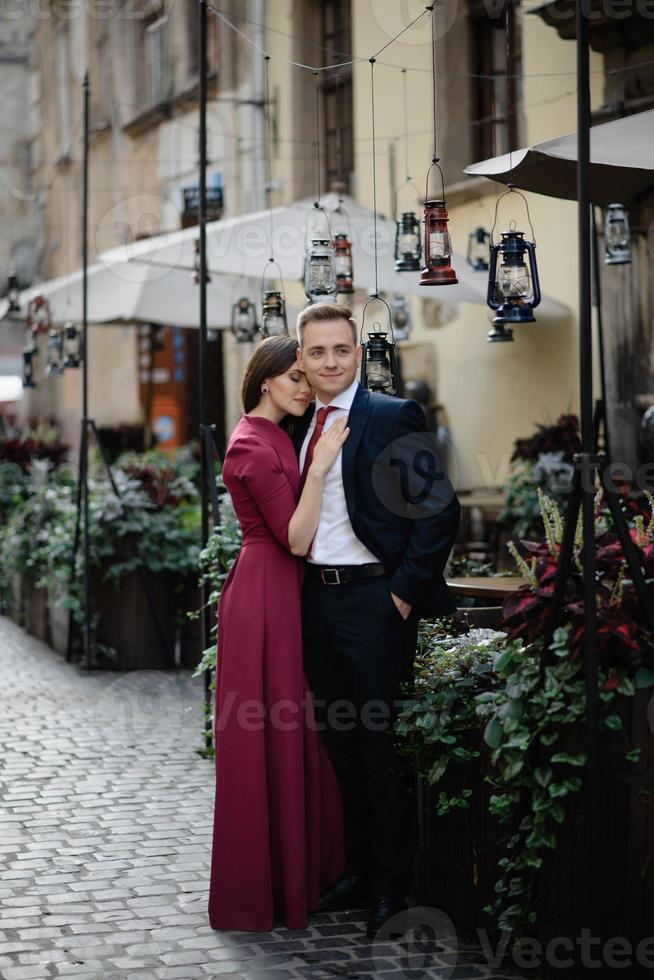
[501, 488, 654, 667]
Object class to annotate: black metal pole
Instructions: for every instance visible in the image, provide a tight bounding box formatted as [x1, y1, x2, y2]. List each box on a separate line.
[576, 4, 601, 932]
[82, 71, 92, 671]
[198, 0, 213, 750]
[591, 206, 610, 462]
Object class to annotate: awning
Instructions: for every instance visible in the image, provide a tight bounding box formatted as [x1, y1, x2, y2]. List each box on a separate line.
[464, 110, 654, 205]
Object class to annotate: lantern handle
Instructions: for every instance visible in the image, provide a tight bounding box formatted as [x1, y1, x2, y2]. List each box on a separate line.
[490, 185, 536, 245]
[359, 292, 395, 345]
[332, 196, 352, 238]
[260, 258, 287, 303]
[393, 177, 421, 221]
[304, 201, 334, 251]
[424, 156, 445, 204]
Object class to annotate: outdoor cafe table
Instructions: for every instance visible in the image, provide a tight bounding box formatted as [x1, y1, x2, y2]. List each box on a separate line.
[446, 576, 526, 601]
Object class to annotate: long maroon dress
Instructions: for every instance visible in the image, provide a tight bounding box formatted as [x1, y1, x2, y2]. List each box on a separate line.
[208, 415, 345, 932]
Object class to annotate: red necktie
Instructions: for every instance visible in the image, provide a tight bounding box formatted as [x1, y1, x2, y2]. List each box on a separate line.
[300, 405, 339, 488]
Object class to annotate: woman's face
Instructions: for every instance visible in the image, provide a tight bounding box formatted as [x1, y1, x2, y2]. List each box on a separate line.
[265, 363, 312, 417]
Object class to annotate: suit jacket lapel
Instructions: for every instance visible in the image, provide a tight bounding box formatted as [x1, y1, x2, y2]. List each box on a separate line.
[342, 383, 370, 524]
[290, 403, 315, 458]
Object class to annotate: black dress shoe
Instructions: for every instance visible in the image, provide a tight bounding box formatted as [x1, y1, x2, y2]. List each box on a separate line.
[316, 873, 371, 913]
[366, 895, 408, 939]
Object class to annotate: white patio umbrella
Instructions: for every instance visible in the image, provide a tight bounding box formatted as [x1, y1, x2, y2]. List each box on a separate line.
[0, 243, 241, 327]
[464, 109, 654, 205]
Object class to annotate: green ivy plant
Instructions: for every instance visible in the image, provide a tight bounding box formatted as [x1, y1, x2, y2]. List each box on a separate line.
[396, 624, 513, 816]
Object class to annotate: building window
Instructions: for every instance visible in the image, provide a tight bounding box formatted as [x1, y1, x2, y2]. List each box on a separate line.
[143, 13, 168, 107]
[320, 0, 353, 192]
[56, 25, 72, 159]
[187, 0, 199, 77]
[469, 0, 522, 161]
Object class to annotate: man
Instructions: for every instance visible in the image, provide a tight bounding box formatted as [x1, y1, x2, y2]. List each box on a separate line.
[290, 302, 461, 939]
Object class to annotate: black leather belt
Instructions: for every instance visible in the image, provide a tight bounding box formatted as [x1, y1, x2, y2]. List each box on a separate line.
[305, 562, 387, 586]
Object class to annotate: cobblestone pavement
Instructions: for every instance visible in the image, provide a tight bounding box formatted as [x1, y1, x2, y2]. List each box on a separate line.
[0, 616, 524, 980]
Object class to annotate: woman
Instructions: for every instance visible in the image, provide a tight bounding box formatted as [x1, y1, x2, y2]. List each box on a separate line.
[208, 335, 349, 932]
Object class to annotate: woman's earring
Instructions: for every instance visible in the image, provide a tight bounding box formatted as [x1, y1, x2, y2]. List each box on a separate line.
[261, 385, 269, 394]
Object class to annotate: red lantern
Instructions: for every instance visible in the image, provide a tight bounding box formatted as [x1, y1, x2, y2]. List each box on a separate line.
[333, 233, 354, 294]
[419, 159, 458, 287]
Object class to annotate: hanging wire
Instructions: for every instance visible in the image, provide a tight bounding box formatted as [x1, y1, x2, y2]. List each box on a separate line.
[402, 68, 410, 180]
[203, 0, 654, 81]
[430, 2, 438, 161]
[314, 72, 322, 203]
[505, 0, 515, 186]
[361, 57, 394, 345]
[370, 58, 379, 298]
[263, 54, 274, 262]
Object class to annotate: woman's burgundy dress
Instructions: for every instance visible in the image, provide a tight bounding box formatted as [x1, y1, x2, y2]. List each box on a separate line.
[208, 415, 345, 932]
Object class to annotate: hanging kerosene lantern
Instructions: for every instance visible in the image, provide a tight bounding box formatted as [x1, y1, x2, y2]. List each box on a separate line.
[261, 290, 288, 338]
[45, 327, 64, 377]
[467, 226, 491, 271]
[331, 198, 355, 293]
[305, 239, 337, 303]
[395, 211, 422, 272]
[604, 203, 631, 266]
[6, 271, 20, 312]
[487, 187, 541, 333]
[390, 294, 412, 342]
[191, 239, 212, 284]
[63, 321, 81, 368]
[230, 297, 259, 343]
[21, 325, 38, 389]
[304, 203, 337, 303]
[26, 294, 52, 334]
[333, 233, 354, 294]
[359, 294, 398, 396]
[419, 159, 458, 286]
[22, 347, 36, 389]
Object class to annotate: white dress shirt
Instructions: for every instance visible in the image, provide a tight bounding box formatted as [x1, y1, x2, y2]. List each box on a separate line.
[299, 378, 380, 565]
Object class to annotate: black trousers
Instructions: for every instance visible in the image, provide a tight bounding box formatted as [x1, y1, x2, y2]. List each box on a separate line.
[301, 573, 419, 898]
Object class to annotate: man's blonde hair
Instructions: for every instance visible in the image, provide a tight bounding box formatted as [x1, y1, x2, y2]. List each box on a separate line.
[296, 303, 357, 347]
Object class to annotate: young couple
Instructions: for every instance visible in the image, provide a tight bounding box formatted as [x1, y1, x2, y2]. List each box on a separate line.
[208, 302, 461, 939]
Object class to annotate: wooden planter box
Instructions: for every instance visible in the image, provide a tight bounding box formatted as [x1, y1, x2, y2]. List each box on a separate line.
[178, 583, 204, 670]
[410, 690, 654, 977]
[93, 565, 177, 671]
[47, 592, 70, 657]
[24, 580, 49, 643]
[534, 688, 654, 978]
[410, 730, 505, 932]
[5, 573, 25, 626]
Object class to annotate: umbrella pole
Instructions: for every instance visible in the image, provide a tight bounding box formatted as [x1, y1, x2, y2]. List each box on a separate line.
[576, 6, 602, 935]
[82, 70, 92, 672]
[198, 0, 213, 752]
[591, 205, 611, 462]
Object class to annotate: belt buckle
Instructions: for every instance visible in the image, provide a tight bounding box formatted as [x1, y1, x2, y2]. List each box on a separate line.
[320, 567, 341, 585]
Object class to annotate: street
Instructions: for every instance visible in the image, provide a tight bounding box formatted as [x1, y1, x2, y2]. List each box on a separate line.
[0, 616, 519, 980]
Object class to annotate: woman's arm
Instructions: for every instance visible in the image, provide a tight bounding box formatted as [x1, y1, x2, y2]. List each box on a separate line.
[287, 416, 349, 556]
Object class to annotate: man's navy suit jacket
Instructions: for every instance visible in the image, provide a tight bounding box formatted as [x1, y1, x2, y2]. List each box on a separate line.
[286, 382, 461, 619]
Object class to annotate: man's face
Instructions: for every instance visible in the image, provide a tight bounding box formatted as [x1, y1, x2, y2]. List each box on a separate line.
[297, 318, 361, 402]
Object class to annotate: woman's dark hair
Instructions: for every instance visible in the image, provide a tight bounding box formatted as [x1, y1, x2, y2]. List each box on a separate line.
[241, 336, 300, 413]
